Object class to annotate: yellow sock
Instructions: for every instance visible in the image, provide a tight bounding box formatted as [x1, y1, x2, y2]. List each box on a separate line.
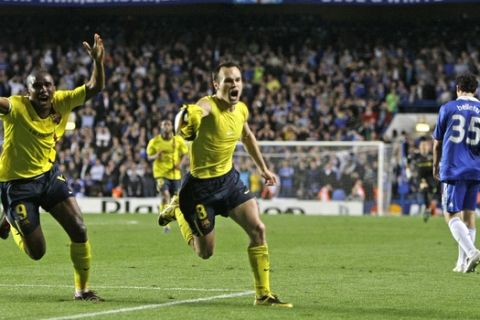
[174, 207, 193, 245]
[248, 245, 271, 298]
[70, 241, 92, 293]
[11, 226, 27, 254]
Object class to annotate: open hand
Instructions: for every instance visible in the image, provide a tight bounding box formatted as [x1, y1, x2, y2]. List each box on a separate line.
[83, 33, 104, 63]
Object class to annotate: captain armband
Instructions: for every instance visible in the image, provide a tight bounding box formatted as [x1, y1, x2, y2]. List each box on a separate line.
[174, 104, 203, 141]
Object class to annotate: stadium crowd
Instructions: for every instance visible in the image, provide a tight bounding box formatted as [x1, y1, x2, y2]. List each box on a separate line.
[0, 14, 479, 212]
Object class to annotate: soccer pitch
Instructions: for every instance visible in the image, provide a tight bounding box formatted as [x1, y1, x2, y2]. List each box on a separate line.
[1, 213, 479, 320]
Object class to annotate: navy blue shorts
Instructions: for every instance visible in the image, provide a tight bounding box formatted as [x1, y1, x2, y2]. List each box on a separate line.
[0, 165, 73, 235]
[179, 168, 255, 237]
[156, 178, 181, 195]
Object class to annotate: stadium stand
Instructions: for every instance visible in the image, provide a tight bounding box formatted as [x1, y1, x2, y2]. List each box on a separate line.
[0, 7, 479, 213]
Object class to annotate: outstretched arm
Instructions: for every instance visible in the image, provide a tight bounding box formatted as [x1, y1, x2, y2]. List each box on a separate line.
[83, 33, 105, 101]
[241, 122, 277, 186]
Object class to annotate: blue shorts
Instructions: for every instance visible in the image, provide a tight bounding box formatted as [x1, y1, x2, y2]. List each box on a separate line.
[179, 168, 255, 237]
[441, 180, 480, 213]
[0, 165, 73, 235]
[156, 178, 181, 195]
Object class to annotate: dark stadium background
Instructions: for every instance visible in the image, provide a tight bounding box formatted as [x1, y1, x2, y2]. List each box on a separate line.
[1, 0, 479, 215]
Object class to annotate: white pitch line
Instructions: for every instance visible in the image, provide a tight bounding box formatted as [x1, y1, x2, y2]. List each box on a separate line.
[0, 283, 242, 292]
[43, 290, 254, 320]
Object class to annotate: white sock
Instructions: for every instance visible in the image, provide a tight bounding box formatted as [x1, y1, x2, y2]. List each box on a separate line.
[448, 217, 477, 258]
[456, 228, 477, 267]
[469, 228, 476, 244]
[456, 244, 466, 267]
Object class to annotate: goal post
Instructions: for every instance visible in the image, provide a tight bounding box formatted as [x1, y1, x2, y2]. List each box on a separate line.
[234, 141, 393, 216]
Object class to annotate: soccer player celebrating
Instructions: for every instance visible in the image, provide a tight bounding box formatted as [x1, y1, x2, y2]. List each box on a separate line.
[0, 34, 105, 300]
[433, 72, 480, 273]
[146, 119, 188, 232]
[159, 61, 292, 307]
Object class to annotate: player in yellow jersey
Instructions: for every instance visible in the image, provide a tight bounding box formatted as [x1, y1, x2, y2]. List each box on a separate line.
[0, 34, 105, 302]
[160, 61, 292, 307]
[0, 134, 8, 240]
[146, 119, 188, 232]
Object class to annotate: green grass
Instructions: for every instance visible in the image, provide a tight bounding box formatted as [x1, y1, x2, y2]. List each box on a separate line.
[0, 213, 479, 319]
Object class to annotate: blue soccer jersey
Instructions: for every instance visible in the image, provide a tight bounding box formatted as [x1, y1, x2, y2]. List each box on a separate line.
[433, 96, 480, 181]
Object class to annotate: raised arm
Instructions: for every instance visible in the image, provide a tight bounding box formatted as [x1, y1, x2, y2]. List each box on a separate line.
[83, 33, 105, 101]
[241, 122, 277, 186]
[0, 97, 10, 114]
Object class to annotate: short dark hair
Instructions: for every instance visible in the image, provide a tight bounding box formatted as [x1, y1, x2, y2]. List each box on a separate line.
[26, 69, 53, 87]
[211, 61, 241, 84]
[456, 72, 478, 94]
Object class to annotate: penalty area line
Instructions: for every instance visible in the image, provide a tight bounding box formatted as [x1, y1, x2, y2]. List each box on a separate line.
[42, 290, 254, 320]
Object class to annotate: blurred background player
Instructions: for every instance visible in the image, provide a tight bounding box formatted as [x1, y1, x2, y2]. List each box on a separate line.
[0, 34, 105, 300]
[146, 119, 188, 232]
[433, 72, 480, 273]
[0, 125, 7, 239]
[409, 137, 439, 222]
[159, 61, 292, 307]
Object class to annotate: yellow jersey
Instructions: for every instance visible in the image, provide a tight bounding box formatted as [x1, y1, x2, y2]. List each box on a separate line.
[0, 85, 86, 181]
[146, 134, 188, 180]
[190, 95, 249, 179]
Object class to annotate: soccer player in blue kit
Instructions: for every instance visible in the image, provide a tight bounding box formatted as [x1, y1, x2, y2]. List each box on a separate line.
[433, 72, 480, 273]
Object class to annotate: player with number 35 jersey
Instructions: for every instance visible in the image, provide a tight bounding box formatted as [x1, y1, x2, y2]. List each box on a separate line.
[433, 90, 480, 181]
[433, 72, 480, 274]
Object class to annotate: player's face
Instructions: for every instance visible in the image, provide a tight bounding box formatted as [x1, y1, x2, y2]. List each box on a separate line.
[215, 66, 243, 105]
[160, 120, 173, 135]
[419, 140, 430, 155]
[28, 74, 56, 110]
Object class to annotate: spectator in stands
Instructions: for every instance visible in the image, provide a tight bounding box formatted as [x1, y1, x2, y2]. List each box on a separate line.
[278, 159, 295, 197]
[256, 122, 275, 140]
[89, 158, 106, 195]
[349, 179, 366, 201]
[1, 15, 480, 206]
[305, 158, 321, 199]
[318, 184, 333, 202]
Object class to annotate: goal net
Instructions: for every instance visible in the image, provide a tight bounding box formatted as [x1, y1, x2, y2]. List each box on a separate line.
[234, 141, 394, 216]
